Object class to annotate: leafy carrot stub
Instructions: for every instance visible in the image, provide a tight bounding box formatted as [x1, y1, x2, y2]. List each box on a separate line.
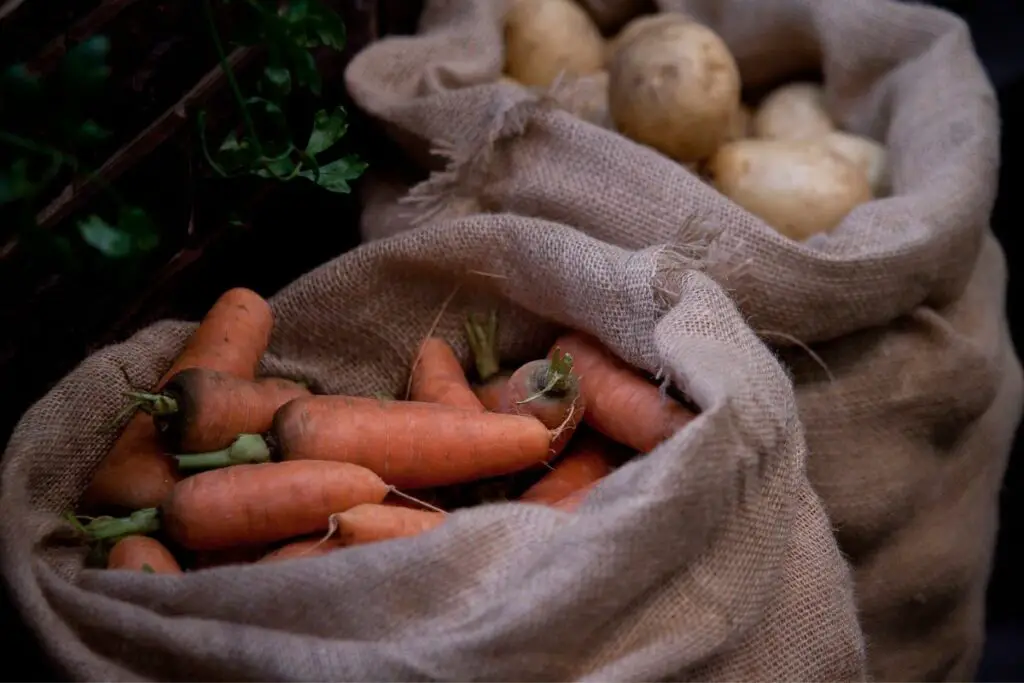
[504, 347, 585, 455]
[465, 311, 510, 412]
[554, 332, 696, 453]
[107, 536, 182, 574]
[161, 460, 390, 550]
[273, 395, 552, 488]
[82, 287, 274, 511]
[173, 434, 271, 472]
[409, 337, 485, 412]
[130, 369, 310, 453]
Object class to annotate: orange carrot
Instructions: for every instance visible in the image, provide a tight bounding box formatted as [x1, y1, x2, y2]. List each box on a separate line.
[131, 369, 310, 453]
[257, 537, 344, 563]
[332, 503, 446, 546]
[382, 491, 446, 511]
[555, 332, 696, 453]
[473, 372, 511, 412]
[519, 430, 623, 504]
[410, 337, 485, 411]
[107, 535, 182, 574]
[500, 348, 585, 455]
[549, 479, 601, 511]
[161, 460, 389, 550]
[83, 288, 274, 511]
[192, 544, 269, 569]
[273, 395, 552, 488]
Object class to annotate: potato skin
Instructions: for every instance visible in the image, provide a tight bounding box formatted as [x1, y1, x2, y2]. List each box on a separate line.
[819, 131, 889, 195]
[608, 21, 741, 162]
[504, 0, 605, 87]
[603, 12, 692, 66]
[707, 139, 872, 241]
[753, 82, 835, 141]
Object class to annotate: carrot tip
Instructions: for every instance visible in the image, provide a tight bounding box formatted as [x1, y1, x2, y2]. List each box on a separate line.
[174, 434, 271, 472]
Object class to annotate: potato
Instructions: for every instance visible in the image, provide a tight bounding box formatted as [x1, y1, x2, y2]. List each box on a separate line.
[504, 0, 605, 87]
[819, 131, 889, 195]
[707, 139, 872, 240]
[604, 12, 692, 65]
[752, 82, 835, 141]
[608, 21, 741, 162]
[724, 104, 753, 142]
[557, 71, 612, 128]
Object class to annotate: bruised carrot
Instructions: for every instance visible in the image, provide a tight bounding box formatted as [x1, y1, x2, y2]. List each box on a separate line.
[257, 537, 344, 563]
[410, 338, 485, 412]
[131, 369, 310, 452]
[332, 504, 446, 546]
[519, 430, 623, 504]
[107, 535, 182, 574]
[555, 332, 696, 453]
[273, 395, 552, 488]
[502, 348, 585, 455]
[83, 288, 274, 511]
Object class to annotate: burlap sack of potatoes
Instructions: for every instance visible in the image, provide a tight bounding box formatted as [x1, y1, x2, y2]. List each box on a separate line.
[0, 2, 1013, 683]
[347, 0, 1022, 680]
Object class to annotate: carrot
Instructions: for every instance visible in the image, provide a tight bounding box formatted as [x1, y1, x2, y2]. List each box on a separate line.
[382, 490, 446, 511]
[548, 479, 600, 511]
[130, 369, 310, 452]
[554, 332, 696, 453]
[257, 537, 345, 563]
[519, 430, 623, 504]
[332, 504, 446, 547]
[82, 288, 274, 511]
[409, 337, 485, 411]
[107, 535, 182, 574]
[273, 395, 552, 488]
[173, 434, 271, 472]
[465, 311, 511, 411]
[500, 348, 585, 455]
[192, 544, 269, 569]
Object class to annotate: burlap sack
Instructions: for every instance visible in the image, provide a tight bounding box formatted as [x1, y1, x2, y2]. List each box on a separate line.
[0, 2, 1012, 683]
[344, 0, 1024, 680]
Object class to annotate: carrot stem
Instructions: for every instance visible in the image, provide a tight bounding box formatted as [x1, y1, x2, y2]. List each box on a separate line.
[78, 507, 161, 541]
[124, 391, 179, 417]
[174, 434, 270, 471]
[517, 348, 575, 405]
[465, 311, 501, 381]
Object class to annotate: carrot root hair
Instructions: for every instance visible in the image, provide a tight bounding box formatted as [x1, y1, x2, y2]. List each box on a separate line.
[174, 434, 271, 471]
[315, 486, 447, 550]
[405, 283, 463, 400]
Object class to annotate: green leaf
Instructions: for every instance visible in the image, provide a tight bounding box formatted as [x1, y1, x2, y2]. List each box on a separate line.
[60, 36, 111, 93]
[261, 65, 292, 97]
[118, 206, 159, 253]
[215, 130, 261, 173]
[299, 155, 366, 193]
[0, 158, 37, 204]
[287, 47, 321, 95]
[283, 0, 346, 50]
[75, 120, 111, 146]
[305, 108, 348, 156]
[254, 155, 298, 180]
[78, 215, 133, 258]
[246, 97, 292, 156]
[307, 1, 346, 49]
[1, 64, 41, 100]
[141, 564, 155, 574]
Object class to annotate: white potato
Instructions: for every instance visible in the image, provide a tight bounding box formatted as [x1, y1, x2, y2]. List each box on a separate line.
[608, 21, 741, 162]
[707, 139, 872, 240]
[504, 0, 605, 87]
[819, 131, 889, 195]
[724, 103, 753, 143]
[603, 12, 692, 65]
[753, 82, 835, 140]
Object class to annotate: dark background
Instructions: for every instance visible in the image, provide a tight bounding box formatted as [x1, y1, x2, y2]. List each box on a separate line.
[3, 0, 1024, 680]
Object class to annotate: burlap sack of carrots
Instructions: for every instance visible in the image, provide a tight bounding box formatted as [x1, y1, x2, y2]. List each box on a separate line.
[0, 1, 1014, 683]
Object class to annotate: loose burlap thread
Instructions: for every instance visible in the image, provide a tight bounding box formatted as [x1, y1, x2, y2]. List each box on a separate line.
[1, 0, 1019, 681]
